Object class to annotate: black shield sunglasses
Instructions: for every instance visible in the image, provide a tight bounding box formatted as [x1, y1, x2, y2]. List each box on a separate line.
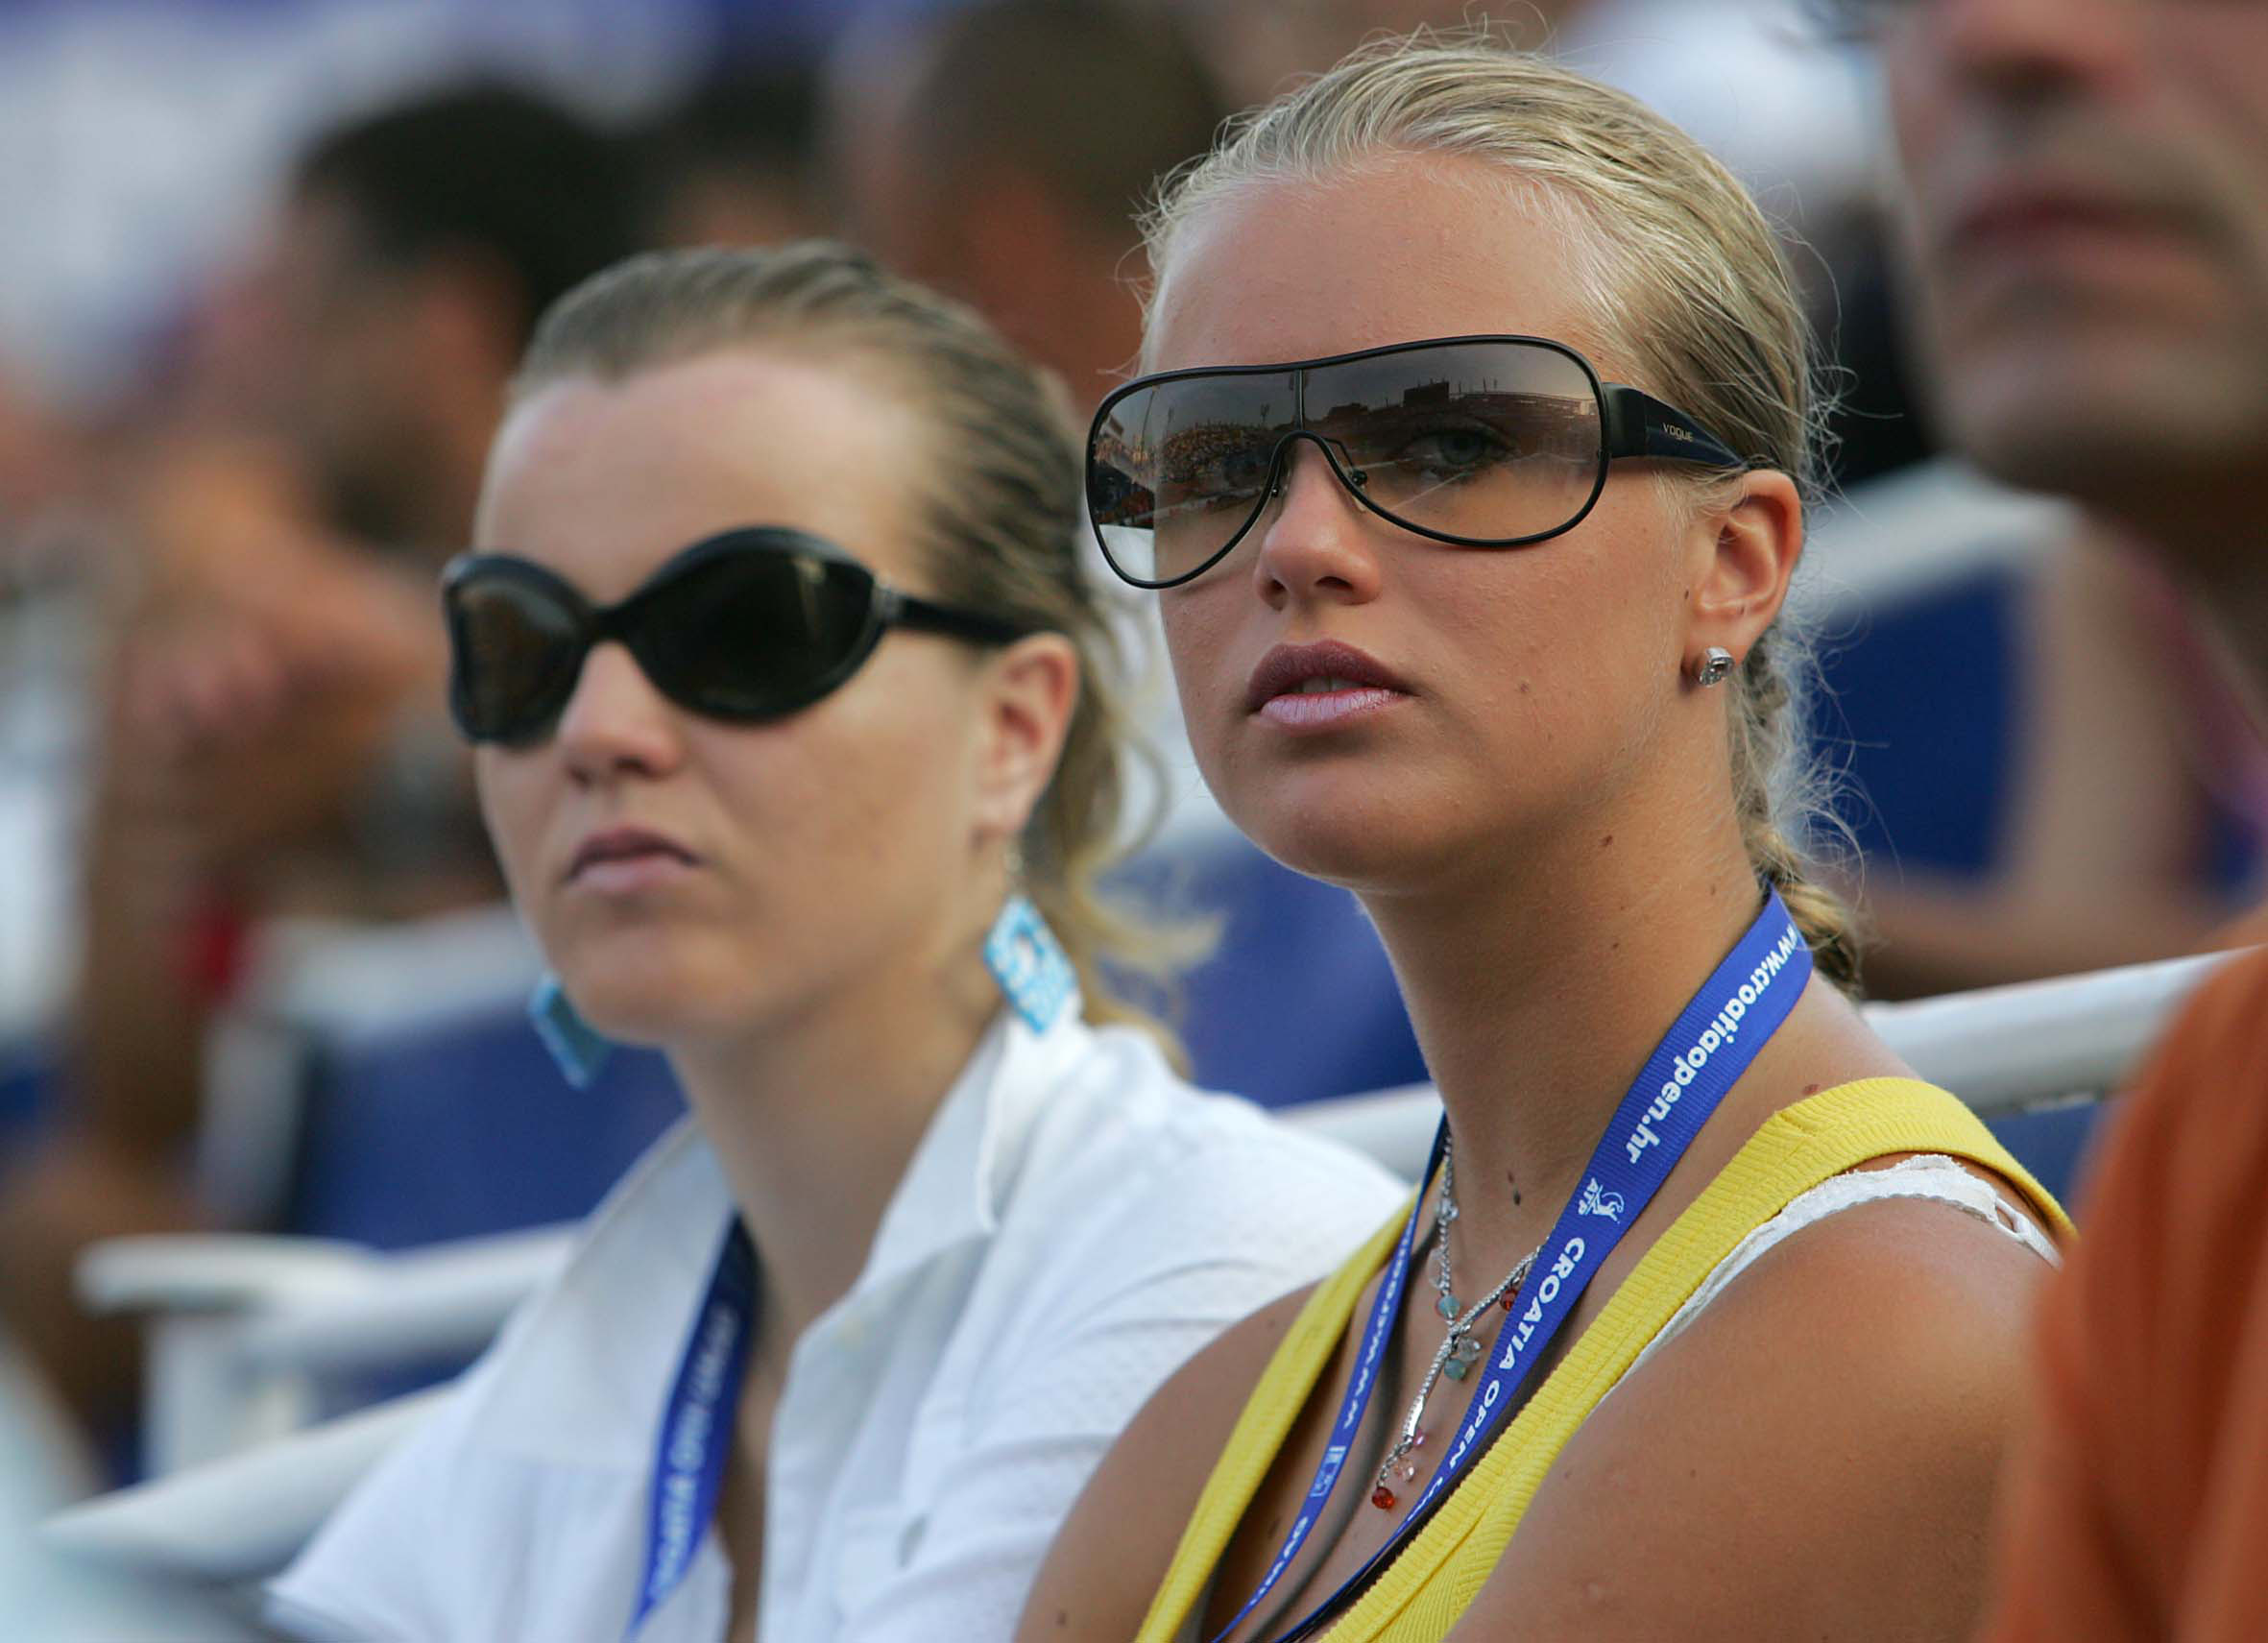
[1085, 333, 1750, 590]
[443, 525, 1033, 747]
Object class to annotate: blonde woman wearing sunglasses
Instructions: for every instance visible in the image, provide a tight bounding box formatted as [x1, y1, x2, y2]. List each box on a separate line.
[1020, 38, 2073, 1643]
[264, 244, 1401, 1643]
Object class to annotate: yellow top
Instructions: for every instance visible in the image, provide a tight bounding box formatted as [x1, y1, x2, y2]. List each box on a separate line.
[1135, 1077, 2076, 1643]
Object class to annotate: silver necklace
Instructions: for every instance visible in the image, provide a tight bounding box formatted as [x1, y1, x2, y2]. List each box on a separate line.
[1371, 1135, 1540, 1510]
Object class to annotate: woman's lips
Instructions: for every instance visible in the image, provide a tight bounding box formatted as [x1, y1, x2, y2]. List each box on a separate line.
[564, 826, 699, 891]
[1257, 685, 1406, 730]
[1245, 639, 1411, 732]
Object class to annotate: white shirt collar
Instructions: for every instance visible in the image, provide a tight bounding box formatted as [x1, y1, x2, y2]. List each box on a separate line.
[467, 1004, 1087, 1469]
[859, 1007, 1091, 1294]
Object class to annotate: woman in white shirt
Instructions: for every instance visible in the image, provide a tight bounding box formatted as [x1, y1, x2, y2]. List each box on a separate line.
[266, 242, 1402, 1643]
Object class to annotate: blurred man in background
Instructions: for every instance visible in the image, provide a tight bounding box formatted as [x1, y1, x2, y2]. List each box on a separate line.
[825, 0, 1226, 410]
[644, 60, 829, 250]
[1870, 0, 2268, 1635]
[273, 85, 644, 556]
[0, 82, 645, 1441]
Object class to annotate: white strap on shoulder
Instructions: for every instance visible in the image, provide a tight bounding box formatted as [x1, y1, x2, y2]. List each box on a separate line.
[1620, 1155, 2060, 1386]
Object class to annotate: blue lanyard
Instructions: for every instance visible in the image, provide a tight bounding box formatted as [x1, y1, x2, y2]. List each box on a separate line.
[626, 1219, 758, 1639]
[1209, 892, 1812, 1643]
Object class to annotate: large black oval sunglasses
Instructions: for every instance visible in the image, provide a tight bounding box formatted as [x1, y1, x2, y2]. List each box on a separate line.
[443, 525, 1033, 746]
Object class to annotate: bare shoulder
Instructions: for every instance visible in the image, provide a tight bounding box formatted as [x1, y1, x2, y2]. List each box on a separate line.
[1015, 1281, 1318, 1643]
[1446, 1193, 2053, 1643]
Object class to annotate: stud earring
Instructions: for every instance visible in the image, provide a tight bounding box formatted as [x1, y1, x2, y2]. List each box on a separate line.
[529, 971, 613, 1089]
[1691, 646, 1735, 688]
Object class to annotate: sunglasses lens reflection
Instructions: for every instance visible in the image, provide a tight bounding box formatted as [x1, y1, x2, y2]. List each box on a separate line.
[1088, 342, 1605, 587]
[451, 576, 586, 743]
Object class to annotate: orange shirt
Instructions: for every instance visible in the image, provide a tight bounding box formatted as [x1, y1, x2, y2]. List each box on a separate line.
[1984, 949, 2268, 1642]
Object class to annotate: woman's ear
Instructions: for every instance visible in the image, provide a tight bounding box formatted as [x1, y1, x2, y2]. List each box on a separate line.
[973, 631, 1081, 842]
[1683, 469, 1803, 669]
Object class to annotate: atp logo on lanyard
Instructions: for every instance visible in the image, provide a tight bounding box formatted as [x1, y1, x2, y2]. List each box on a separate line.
[1577, 1177, 1625, 1221]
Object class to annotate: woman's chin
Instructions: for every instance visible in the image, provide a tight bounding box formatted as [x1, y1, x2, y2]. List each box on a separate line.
[548, 948, 747, 1051]
[1231, 790, 1504, 899]
[566, 997, 678, 1049]
[1240, 809, 1434, 893]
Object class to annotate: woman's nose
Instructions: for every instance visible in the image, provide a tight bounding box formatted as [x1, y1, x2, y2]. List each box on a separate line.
[554, 641, 686, 784]
[1247, 436, 1387, 608]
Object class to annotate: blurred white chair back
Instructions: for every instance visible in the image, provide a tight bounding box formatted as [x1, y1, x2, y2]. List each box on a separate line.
[4, 1330, 260, 1640]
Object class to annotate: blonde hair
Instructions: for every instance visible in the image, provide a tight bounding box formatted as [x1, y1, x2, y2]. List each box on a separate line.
[1140, 33, 1861, 987]
[513, 242, 1201, 1043]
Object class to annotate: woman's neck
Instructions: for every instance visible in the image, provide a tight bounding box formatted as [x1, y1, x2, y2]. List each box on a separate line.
[666, 943, 1003, 1348]
[1363, 787, 1766, 1266]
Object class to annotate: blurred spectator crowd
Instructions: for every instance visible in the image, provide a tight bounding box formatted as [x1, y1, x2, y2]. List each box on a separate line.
[0, 2, 2259, 1616]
